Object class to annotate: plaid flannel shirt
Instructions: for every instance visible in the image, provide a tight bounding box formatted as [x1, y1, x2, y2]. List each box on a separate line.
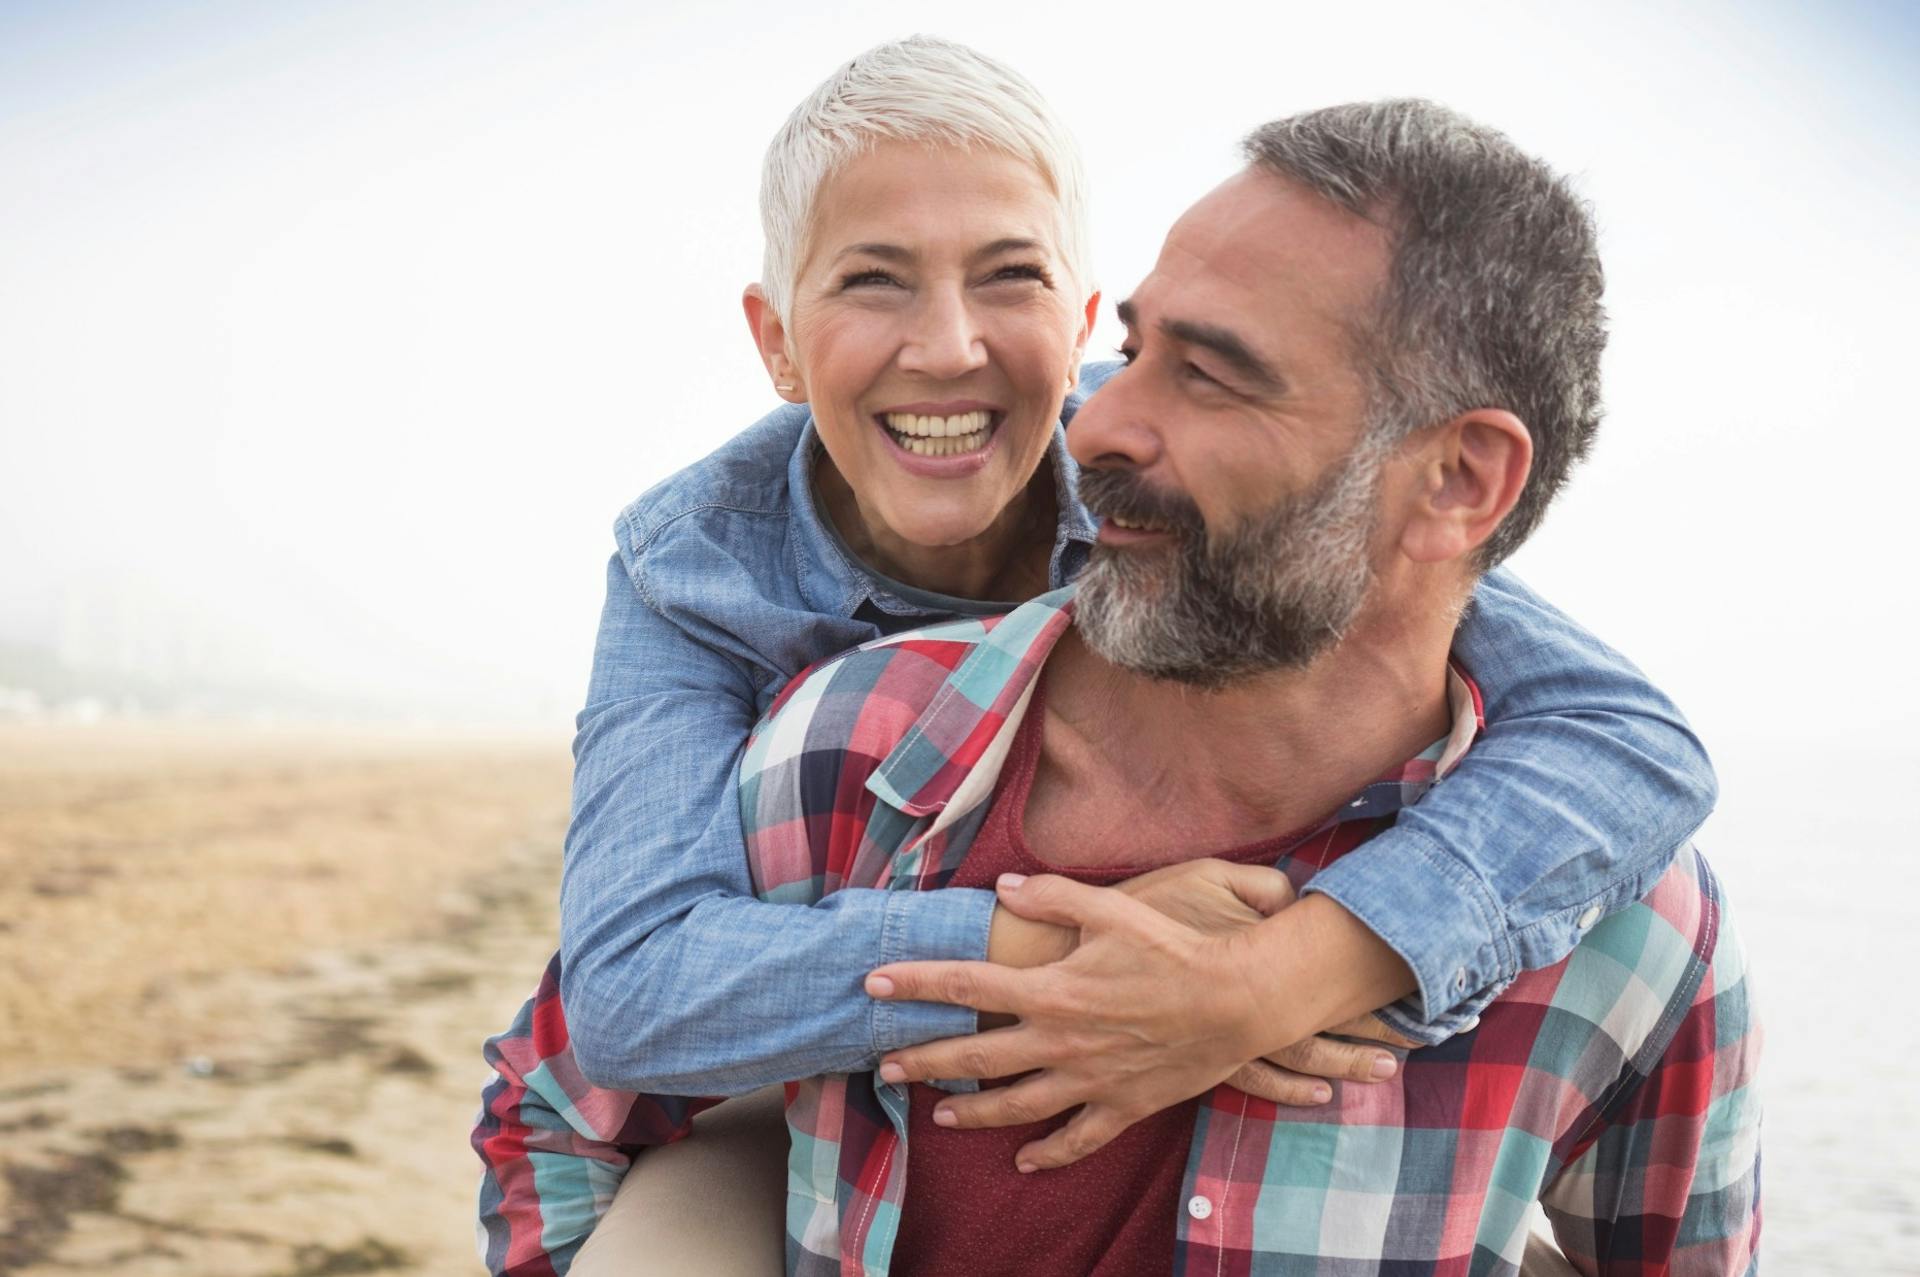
[476, 588, 1760, 1275]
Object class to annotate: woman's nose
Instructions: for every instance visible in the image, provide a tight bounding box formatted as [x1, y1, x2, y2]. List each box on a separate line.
[897, 286, 987, 380]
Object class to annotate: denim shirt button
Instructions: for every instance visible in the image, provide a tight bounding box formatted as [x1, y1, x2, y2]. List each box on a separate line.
[1577, 905, 1603, 930]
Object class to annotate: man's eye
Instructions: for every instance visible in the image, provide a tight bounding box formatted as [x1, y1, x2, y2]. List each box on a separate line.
[1184, 361, 1221, 386]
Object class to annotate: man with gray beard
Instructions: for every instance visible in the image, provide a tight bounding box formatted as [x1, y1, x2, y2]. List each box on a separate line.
[848, 99, 1761, 1273]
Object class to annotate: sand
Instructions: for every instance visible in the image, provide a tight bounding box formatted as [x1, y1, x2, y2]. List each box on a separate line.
[0, 724, 572, 1275]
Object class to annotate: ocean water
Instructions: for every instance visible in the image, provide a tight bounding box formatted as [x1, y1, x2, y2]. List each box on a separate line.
[1692, 741, 1920, 1274]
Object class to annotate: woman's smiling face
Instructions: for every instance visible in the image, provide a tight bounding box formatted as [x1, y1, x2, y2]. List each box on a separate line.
[754, 140, 1096, 562]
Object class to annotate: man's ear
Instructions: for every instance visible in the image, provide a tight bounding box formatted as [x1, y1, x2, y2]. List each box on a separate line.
[742, 285, 806, 402]
[1399, 409, 1532, 564]
[1066, 290, 1102, 390]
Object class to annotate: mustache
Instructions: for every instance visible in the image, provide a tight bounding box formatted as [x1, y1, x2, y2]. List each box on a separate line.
[1076, 468, 1207, 537]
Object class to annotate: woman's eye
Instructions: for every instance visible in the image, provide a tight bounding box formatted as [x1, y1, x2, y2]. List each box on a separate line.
[988, 263, 1051, 285]
[1116, 345, 1138, 365]
[840, 269, 901, 289]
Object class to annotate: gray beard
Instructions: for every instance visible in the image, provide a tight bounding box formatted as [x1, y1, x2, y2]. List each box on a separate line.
[1074, 441, 1385, 689]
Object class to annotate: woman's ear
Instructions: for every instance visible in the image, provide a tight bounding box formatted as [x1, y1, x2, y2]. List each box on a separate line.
[742, 285, 805, 402]
[1398, 409, 1533, 565]
[1066, 290, 1101, 389]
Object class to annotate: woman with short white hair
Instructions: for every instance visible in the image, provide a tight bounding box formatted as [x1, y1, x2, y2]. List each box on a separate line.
[475, 36, 1713, 1275]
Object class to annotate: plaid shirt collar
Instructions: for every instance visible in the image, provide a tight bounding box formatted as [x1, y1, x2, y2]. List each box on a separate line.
[864, 585, 1484, 830]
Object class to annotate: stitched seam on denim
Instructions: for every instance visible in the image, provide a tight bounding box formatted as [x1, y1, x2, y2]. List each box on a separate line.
[1390, 827, 1516, 992]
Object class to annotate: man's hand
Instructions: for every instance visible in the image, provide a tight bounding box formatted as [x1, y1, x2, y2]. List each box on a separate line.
[867, 871, 1416, 1171]
[870, 873, 1258, 1171]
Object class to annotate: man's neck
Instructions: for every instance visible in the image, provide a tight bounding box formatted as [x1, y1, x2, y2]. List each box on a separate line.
[1027, 595, 1456, 864]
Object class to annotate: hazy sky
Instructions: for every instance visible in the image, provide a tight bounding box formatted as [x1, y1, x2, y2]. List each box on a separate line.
[2, 0, 1914, 745]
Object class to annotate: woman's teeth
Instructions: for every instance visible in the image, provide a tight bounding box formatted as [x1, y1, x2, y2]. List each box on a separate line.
[882, 410, 993, 457]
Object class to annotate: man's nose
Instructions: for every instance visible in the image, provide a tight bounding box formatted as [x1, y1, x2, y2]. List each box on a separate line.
[1068, 367, 1163, 471]
[898, 286, 988, 379]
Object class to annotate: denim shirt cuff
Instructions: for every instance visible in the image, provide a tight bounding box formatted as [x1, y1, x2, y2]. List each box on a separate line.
[1302, 829, 1514, 1041]
[870, 887, 997, 1066]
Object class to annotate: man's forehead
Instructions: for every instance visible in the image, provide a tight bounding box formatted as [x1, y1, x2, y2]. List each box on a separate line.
[1131, 167, 1393, 335]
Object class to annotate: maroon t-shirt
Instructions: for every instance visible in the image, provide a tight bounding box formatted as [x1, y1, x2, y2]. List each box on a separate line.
[890, 673, 1293, 1276]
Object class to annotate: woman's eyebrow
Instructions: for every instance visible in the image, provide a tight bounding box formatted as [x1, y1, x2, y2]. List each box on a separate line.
[831, 242, 914, 265]
[972, 237, 1048, 259]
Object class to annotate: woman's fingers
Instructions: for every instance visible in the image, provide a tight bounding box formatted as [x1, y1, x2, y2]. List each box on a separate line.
[1219, 861, 1297, 918]
[1224, 1059, 1334, 1107]
[1265, 1033, 1399, 1083]
[1324, 1012, 1425, 1049]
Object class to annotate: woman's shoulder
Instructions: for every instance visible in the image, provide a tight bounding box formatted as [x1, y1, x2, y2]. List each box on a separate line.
[615, 402, 813, 555]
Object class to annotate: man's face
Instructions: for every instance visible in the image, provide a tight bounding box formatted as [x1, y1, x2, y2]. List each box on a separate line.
[1069, 167, 1399, 685]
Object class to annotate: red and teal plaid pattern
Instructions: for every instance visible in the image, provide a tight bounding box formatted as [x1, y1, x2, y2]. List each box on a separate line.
[474, 588, 1759, 1275]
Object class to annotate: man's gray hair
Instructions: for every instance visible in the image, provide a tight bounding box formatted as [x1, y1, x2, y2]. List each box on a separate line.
[1244, 100, 1606, 567]
[758, 35, 1092, 321]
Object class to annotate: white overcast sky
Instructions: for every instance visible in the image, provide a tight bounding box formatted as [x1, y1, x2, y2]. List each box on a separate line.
[2, 0, 1914, 755]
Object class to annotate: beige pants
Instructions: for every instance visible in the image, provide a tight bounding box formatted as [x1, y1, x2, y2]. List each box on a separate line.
[566, 1084, 1581, 1277]
[570, 1085, 787, 1277]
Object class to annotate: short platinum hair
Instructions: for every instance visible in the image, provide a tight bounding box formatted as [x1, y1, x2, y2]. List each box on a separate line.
[758, 35, 1092, 320]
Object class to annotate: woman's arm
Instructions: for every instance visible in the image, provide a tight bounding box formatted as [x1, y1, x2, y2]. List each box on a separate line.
[1301, 566, 1718, 1038]
[558, 547, 996, 1095]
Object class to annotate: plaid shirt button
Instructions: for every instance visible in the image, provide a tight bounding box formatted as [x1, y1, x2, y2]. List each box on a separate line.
[1187, 1195, 1213, 1220]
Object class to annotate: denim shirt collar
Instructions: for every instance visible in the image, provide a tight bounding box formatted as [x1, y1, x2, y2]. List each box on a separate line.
[784, 412, 1098, 621]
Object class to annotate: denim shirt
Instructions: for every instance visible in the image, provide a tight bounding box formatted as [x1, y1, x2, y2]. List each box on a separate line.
[556, 361, 1717, 1093]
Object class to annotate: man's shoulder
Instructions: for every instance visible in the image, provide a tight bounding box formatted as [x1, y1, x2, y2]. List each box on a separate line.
[1525, 845, 1744, 1050]
[614, 402, 812, 555]
[749, 613, 1011, 766]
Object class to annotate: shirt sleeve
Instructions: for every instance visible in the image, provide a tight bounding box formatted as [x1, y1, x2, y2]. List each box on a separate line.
[1302, 567, 1719, 1038]
[557, 544, 995, 1095]
[1538, 888, 1762, 1273]
[473, 954, 719, 1276]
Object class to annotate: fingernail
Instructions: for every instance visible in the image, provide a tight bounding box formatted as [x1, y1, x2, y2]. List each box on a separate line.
[879, 1061, 906, 1083]
[1016, 1160, 1037, 1174]
[1313, 1085, 1332, 1103]
[932, 1105, 957, 1127]
[1370, 1054, 1397, 1079]
[997, 873, 1027, 892]
[866, 974, 895, 998]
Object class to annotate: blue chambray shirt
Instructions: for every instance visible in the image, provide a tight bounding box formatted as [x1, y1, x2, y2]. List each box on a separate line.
[555, 361, 1717, 1093]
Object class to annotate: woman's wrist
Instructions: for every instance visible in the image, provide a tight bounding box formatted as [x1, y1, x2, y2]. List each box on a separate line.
[1232, 893, 1418, 1056]
[985, 903, 1076, 968]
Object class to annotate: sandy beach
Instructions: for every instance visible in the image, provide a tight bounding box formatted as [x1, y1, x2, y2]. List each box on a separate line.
[0, 724, 572, 1276]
